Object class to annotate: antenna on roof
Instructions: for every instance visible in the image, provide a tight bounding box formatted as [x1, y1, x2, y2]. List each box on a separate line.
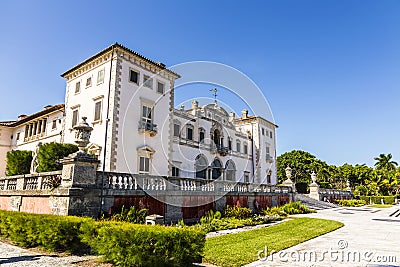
[210, 88, 218, 106]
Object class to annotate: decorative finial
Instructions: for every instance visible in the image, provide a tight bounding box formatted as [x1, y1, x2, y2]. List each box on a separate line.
[73, 117, 93, 152]
[210, 88, 218, 106]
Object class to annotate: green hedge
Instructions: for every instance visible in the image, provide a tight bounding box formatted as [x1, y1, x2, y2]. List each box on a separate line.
[0, 210, 92, 253]
[37, 142, 78, 172]
[6, 150, 32, 176]
[359, 196, 397, 204]
[0, 210, 205, 266]
[334, 199, 366, 207]
[81, 221, 205, 267]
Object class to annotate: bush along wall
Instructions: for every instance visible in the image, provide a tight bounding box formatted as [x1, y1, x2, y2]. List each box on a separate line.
[0, 210, 206, 266]
[5, 150, 32, 176]
[37, 142, 78, 172]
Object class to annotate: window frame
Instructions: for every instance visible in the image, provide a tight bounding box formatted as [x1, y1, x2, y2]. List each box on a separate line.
[71, 108, 79, 128]
[97, 69, 105, 85]
[139, 156, 150, 174]
[52, 119, 57, 130]
[157, 81, 165, 94]
[129, 69, 139, 84]
[93, 100, 103, 122]
[75, 81, 81, 94]
[143, 74, 153, 89]
[86, 76, 92, 88]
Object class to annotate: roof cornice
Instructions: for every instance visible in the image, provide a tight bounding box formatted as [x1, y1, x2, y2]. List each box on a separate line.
[61, 43, 180, 80]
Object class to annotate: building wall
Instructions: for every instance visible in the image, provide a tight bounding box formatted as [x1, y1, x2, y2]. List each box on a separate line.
[114, 58, 174, 175]
[62, 53, 114, 171]
[0, 127, 12, 176]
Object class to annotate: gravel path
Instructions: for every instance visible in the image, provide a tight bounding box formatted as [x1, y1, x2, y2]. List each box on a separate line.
[0, 241, 91, 267]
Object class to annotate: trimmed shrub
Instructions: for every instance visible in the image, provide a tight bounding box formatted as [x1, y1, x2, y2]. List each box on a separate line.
[81, 221, 205, 267]
[37, 142, 78, 172]
[0, 210, 93, 253]
[222, 205, 252, 219]
[5, 150, 32, 176]
[359, 196, 397, 205]
[264, 201, 314, 216]
[334, 199, 366, 207]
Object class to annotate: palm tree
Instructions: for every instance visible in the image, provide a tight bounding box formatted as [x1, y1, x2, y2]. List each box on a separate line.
[374, 153, 398, 172]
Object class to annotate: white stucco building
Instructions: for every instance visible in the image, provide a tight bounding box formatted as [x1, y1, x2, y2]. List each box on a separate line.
[0, 43, 278, 185]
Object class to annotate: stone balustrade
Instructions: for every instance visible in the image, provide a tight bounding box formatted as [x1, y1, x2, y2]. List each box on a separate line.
[99, 171, 292, 194]
[0, 171, 62, 191]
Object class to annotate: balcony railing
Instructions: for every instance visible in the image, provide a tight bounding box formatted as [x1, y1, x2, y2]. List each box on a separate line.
[138, 120, 157, 136]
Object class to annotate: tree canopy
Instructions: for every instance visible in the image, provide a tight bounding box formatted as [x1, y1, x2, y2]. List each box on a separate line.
[277, 150, 400, 196]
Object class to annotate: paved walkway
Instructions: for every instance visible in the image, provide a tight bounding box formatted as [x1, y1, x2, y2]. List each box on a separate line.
[247, 205, 400, 267]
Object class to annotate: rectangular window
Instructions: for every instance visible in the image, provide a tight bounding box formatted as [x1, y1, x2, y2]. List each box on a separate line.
[244, 143, 248, 154]
[94, 100, 102, 121]
[266, 147, 270, 159]
[173, 124, 180, 137]
[228, 139, 232, 150]
[267, 173, 271, 184]
[199, 131, 205, 142]
[16, 132, 20, 140]
[187, 127, 193, 140]
[172, 167, 180, 177]
[142, 105, 152, 123]
[129, 69, 139, 84]
[52, 120, 57, 130]
[143, 75, 153, 88]
[157, 81, 164, 94]
[72, 109, 79, 127]
[75, 81, 81, 94]
[97, 69, 105, 84]
[236, 142, 241, 153]
[139, 156, 150, 173]
[86, 77, 92, 87]
[262, 128, 265, 135]
[270, 131, 273, 138]
[244, 172, 250, 183]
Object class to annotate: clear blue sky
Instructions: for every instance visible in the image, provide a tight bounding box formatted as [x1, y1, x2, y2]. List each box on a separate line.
[1, 0, 399, 167]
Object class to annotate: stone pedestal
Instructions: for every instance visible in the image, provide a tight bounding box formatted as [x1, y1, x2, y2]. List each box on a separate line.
[282, 178, 296, 193]
[60, 152, 99, 188]
[309, 182, 320, 200]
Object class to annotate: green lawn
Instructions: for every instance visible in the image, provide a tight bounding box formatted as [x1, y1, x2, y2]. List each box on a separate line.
[203, 217, 343, 267]
[367, 204, 394, 208]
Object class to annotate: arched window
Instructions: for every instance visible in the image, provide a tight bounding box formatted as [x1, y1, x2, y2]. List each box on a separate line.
[211, 158, 223, 180]
[225, 160, 236, 181]
[195, 154, 208, 179]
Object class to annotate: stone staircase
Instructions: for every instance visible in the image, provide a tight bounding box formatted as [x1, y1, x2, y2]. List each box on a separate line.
[294, 193, 339, 210]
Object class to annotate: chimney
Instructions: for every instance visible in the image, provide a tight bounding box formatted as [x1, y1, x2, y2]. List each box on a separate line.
[229, 112, 235, 122]
[241, 109, 248, 119]
[156, 62, 166, 68]
[18, 114, 27, 121]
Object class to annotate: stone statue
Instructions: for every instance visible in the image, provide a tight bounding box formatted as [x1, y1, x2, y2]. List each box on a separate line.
[30, 142, 42, 174]
[311, 172, 317, 184]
